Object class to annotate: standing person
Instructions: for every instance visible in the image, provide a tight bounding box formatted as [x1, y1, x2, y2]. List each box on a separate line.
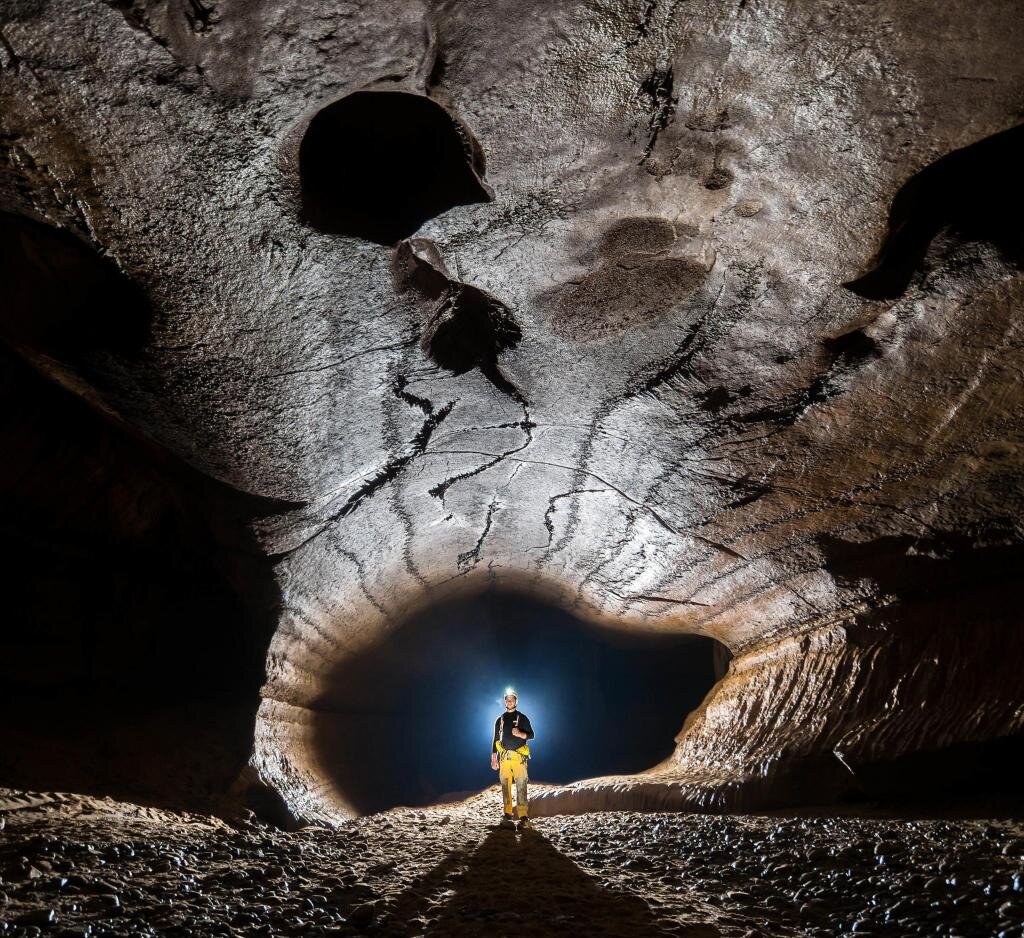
[490, 689, 535, 829]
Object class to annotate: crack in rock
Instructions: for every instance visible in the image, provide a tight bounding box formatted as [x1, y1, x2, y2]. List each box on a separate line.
[270, 386, 455, 559]
[638, 66, 676, 164]
[530, 488, 614, 552]
[427, 411, 535, 503]
[456, 496, 499, 570]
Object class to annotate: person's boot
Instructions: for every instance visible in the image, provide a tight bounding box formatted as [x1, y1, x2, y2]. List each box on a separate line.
[517, 816, 531, 830]
[499, 813, 516, 829]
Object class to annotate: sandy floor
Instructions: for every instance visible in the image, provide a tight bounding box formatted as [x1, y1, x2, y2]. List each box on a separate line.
[1, 787, 1021, 937]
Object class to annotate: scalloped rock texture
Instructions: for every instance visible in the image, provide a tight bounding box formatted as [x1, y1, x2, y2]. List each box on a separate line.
[1, 0, 1022, 823]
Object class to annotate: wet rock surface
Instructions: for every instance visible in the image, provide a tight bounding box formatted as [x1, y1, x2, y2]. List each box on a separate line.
[2, 789, 1022, 938]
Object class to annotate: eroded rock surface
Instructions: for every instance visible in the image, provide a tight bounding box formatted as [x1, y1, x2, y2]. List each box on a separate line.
[0, 0, 1022, 822]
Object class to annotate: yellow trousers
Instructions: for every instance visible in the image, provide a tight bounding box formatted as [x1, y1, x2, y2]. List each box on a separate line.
[498, 749, 529, 818]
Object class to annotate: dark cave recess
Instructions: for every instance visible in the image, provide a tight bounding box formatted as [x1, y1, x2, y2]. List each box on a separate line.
[310, 590, 720, 815]
[299, 89, 493, 245]
[0, 346, 281, 811]
[845, 122, 1024, 299]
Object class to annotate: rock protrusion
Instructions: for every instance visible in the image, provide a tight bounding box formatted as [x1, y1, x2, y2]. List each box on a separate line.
[393, 237, 524, 402]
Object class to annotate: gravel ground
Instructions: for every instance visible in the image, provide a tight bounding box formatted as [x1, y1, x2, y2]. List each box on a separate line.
[1, 788, 1021, 937]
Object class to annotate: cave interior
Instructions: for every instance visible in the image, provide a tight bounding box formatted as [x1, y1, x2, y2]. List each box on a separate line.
[1, 1, 1023, 936]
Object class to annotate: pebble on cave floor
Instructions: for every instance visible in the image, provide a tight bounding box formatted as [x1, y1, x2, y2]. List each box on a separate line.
[0, 788, 1022, 938]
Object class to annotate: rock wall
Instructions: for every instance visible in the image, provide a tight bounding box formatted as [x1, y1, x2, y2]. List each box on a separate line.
[0, 0, 1021, 822]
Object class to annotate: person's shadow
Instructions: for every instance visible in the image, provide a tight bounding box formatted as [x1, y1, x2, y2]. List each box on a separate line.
[374, 825, 719, 937]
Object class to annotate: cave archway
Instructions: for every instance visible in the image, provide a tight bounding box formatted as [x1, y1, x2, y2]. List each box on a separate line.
[309, 590, 719, 815]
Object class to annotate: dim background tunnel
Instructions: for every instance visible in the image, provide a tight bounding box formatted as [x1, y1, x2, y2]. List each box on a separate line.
[307, 591, 720, 816]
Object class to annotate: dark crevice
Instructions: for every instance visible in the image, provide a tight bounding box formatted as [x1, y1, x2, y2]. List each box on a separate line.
[532, 489, 609, 552]
[299, 90, 493, 245]
[335, 401, 456, 520]
[389, 371, 435, 588]
[268, 388, 455, 560]
[392, 374, 434, 415]
[456, 497, 499, 570]
[638, 66, 676, 163]
[184, 0, 215, 33]
[845, 123, 1024, 300]
[632, 592, 712, 607]
[625, 0, 659, 48]
[0, 27, 28, 73]
[427, 410, 534, 503]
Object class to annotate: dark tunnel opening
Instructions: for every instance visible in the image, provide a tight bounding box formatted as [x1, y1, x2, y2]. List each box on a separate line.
[0, 209, 294, 813]
[299, 90, 493, 245]
[311, 591, 720, 816]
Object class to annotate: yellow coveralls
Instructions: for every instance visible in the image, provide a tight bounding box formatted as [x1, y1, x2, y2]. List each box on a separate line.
[496, 740, 530, 818]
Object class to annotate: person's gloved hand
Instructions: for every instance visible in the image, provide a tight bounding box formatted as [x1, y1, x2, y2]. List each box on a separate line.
[490, 753, 498, 770]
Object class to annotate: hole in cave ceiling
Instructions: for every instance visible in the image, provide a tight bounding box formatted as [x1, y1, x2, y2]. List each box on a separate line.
[299, 89, 493, 245]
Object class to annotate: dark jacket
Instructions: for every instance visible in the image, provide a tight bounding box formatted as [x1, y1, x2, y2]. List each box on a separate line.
[492, 709, 534, 755]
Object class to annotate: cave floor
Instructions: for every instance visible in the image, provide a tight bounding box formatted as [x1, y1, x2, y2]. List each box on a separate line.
[1, 788, 1021, 938]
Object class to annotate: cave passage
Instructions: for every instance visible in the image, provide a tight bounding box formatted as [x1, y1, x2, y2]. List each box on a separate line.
[311, 591, 718, 815]
[299, 90, 492, 244]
